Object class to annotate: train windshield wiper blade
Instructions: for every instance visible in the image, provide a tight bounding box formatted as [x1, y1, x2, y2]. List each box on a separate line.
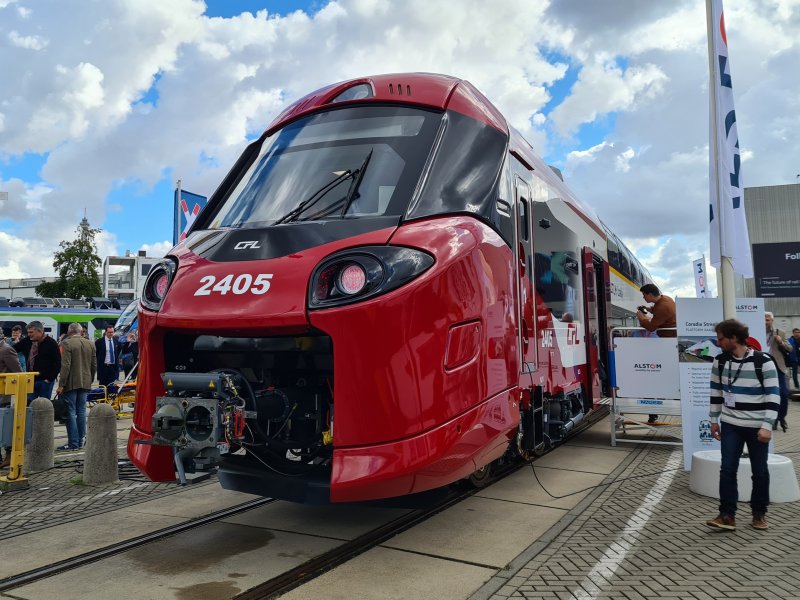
[309, 149, 375, 221]
[340, 149, 373, 217]
[273, 169, 354, 225]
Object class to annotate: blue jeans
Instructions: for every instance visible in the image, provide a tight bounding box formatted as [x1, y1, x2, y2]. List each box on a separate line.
[719, 422, 770, 517]
[62, 389, 89, 449]
[28, 380, 55, 402]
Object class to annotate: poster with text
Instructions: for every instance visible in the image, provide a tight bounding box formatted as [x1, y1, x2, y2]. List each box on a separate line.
[736, 298, 766, 351]
[678, 298, 723, 470]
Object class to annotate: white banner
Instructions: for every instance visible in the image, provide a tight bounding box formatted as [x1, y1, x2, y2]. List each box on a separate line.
[614, 338, 680, 400]
[707, 0, 752, 278]
[678, 298, 723, 470]
[693, 256, 708, 298]
[736, 298, 766, 351]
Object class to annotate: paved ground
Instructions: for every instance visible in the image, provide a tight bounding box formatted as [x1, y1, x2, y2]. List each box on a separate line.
[0, 416, 208, 541]
[472, 408, 800, 600]
[3, 402, 800, 600]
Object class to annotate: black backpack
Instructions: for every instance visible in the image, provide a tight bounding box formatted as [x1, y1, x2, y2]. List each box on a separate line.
[717, 350, 775, 393]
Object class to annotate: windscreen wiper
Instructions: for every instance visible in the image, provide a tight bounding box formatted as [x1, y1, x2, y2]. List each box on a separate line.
[273, 169, 353, 225]
[340, 149, 373, 217]
[308, 149, 374, 221]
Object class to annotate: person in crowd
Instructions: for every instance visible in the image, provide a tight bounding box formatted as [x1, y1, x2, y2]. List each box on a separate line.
[706, 319, 777, 531]
[10, 325, 23, 344]
[10, 325, 26, 370]
[636, 284, 677, 423]
[119, 329, 139, 379]
[55, 323, 96, 451]
[0, 330, 22, 468]
[636, 284, 677, 337]
[13, 321, 61, 401]
[95, 325, 121, 387]
[765, 312, 792, 432]
[789, 328, 800, 390]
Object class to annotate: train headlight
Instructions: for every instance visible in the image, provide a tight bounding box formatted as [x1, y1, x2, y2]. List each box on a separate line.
[142, 258, 178, 311]
[338, 264, 367, 295]
[309, 246, 434, 309]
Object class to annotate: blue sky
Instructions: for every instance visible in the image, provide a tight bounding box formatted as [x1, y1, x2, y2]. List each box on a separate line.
[1, 0, 797, 298]
[204, 0, 318, 18]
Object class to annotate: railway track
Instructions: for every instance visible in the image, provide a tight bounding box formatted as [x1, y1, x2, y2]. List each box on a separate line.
[0, 497, 276, 593]
[2, 406, 608, 598]
[236, 405, 610, 600]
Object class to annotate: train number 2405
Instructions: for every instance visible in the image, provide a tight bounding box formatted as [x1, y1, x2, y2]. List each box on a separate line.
[194, 274, 273, 296]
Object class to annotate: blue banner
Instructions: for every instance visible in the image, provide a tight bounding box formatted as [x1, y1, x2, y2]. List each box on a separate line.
[173, 188, 207, 245]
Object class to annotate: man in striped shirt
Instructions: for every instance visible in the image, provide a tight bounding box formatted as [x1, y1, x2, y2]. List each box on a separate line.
[706, 319, 778, 531]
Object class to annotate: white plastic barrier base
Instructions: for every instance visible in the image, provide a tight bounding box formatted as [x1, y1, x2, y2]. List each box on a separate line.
[690, 450, 800, 502]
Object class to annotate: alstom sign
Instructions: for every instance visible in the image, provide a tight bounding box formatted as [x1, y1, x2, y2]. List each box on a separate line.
[634, 363, 662, 371]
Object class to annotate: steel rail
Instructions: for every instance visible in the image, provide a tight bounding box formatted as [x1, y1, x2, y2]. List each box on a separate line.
[235, 405, 610, 600]
[0, 497, 276, 593]
[2, 406, 608, 596]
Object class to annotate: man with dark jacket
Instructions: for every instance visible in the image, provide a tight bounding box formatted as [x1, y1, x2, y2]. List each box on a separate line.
[13, 321, 61, 401]
[95, 326, 121, 387]
[56, 323, 97, 450]
[790, 328, 800, 390]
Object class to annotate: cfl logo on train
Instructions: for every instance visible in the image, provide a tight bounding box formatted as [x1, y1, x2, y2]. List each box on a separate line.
[234, 240, 261, 250]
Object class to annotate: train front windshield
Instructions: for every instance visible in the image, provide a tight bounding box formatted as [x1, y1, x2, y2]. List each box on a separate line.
[210, 106, 442, 229]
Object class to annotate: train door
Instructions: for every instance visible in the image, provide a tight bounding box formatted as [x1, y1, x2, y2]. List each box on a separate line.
[514, 177, 547, 456]
[514, 177, 537, 374]
[581, 248, 611, 406]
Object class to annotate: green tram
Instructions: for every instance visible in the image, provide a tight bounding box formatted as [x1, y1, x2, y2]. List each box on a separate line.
[0, 307, 122, 341]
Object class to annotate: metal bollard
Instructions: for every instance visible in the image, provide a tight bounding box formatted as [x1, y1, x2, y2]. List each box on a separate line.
[25, 397, 54, 474]
[83, 403, 118, 485]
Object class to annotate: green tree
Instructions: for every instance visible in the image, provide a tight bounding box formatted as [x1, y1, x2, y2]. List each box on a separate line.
[48, 217, 103, 299]
[35, 279, 67, 297]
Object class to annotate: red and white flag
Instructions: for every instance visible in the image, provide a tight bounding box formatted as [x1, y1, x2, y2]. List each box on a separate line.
[708, 0, 752, 277]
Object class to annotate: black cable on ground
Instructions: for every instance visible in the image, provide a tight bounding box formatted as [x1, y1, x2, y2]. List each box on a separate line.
[528, 463, 683, 500]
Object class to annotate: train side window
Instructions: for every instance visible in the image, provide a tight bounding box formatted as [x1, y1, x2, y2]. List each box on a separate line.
[619, 250, 631, 280]
[531, 197, 582, 321]
[607, 236, 620, 271]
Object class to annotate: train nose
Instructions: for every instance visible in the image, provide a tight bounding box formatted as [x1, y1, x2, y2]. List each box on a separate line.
[155, 223, 400, 332]
[157, 255, 312, 332]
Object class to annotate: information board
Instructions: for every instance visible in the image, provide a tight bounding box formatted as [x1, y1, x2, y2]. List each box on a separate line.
[753, 242, 800, 298]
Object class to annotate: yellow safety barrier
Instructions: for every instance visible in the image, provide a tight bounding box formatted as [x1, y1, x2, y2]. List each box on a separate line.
[0, 372, 35, 488]
[93, 381, 136, 417]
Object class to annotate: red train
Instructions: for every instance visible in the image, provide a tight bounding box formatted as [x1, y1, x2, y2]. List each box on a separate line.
[128, 73, 650, 503]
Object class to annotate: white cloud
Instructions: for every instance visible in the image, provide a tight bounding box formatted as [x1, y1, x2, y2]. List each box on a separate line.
[615, 147, 635, 173]
[550, 61, 668, 137]
[139, 241, 172, 258]
[565, 141, 612, 168]
[8, 30, 47, 49]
